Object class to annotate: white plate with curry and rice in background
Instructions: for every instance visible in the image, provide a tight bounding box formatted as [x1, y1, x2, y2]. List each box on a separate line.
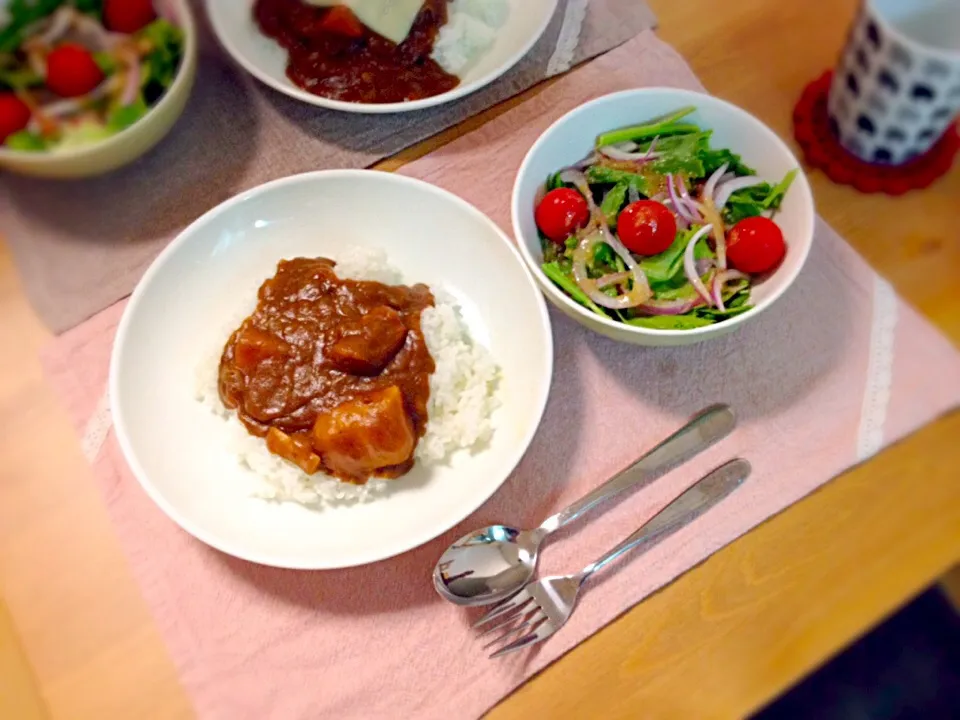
[206, 0, 558, 113]
[110, 170, 553, 569]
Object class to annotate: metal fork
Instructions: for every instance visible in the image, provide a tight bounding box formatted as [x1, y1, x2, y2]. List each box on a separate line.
[475, 458, 751, 658]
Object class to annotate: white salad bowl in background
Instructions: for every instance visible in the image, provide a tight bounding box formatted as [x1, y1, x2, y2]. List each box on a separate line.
[206, 0, 557, 114]
[0, 0, 198, 179]
[110, 170, 553, 570]
[512, 88, 816, 347]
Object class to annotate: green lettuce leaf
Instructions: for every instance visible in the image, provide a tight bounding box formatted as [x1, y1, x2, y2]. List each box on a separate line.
[4, 130, 46, 151]
[107, 95, 149, 132]
[600, 181, 629, 227]
[625, 315, 715, 330]
[541, 261, 606, 317]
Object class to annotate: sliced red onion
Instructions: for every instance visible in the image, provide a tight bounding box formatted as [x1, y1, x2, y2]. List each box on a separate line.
[636, 296, 705, 316]
[154, 0, 181, 25]
[74, 14, 127, 51]
[683, 224, 715, 306]
[572, 233, 648, 310]
[119, 50, 142, 106]
[38, 6, 76, 46]
[695, 257, 714, 276]
[572, 152, 600, 170]
[643, 136, 659, 159]
[27, 49, 46, 78]
[714, 176, 763, 211]
[711, 269, 750, 312]
[674, 174, 703, 221]
[702, 162, 729, 205]
[598, 145, 663, 162]
[596, 271, 631, 289]
[660, 198, 690, 229]
[628, 181, 641, 204]
[666, 173, 698, 223]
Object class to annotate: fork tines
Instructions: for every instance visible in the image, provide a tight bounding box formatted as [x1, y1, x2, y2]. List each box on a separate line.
[474, 592, 549, 658]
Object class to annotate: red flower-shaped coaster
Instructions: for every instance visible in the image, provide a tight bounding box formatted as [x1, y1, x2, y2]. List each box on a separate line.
[793, 72, 959, 195]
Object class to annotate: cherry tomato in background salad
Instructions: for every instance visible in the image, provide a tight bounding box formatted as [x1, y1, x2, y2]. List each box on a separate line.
[617, 200, 677, 256]
[535, 187, 590, 243]
[726, 216, 786, 274]
[45, 44, 104, 98]
[0, 93, 31, 143]
[104, 0, 157, 34]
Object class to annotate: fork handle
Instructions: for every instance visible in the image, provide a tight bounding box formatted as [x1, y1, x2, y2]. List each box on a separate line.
[538, 405, 736, 535]
[577, 459, 751, 585]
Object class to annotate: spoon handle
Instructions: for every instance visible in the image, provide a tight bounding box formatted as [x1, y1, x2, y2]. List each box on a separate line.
[578, 459, 750, 583]
[538, 404, 736, 534]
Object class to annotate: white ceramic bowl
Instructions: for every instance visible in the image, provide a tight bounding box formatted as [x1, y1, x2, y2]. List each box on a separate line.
[512, 88, 816, 347]
[206, 0, 557, 114]
[0, 0, 198, 179]
[110, 170, 553, 569]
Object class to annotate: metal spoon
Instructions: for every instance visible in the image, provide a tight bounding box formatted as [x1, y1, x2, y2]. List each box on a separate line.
[433, 404, 737, 606]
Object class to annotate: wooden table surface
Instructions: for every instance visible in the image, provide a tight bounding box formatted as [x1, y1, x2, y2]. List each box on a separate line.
[2, 1, 959, 718]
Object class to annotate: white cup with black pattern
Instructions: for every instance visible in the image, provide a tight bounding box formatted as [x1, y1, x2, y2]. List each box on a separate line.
[828, 0, 960, 165]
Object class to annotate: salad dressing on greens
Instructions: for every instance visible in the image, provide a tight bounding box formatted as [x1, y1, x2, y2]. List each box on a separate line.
[534, 106, 798, 330]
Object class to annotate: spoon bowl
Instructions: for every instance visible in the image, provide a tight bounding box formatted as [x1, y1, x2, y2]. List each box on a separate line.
[434, 525, 545, 605]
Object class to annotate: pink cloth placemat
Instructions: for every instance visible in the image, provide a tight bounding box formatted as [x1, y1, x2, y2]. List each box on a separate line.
[42, 31, 960, 720]
[0, 0, 656, 334]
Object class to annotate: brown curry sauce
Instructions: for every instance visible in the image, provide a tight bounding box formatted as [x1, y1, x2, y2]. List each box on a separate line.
[253, 0, 460, 104]
[218, 258, 435, 484]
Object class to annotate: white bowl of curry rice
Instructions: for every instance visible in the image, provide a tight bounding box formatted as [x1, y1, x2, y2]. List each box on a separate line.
[109, 169, 553, 569]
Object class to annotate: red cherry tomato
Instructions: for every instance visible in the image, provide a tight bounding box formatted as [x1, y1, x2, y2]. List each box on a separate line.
[617, 200, 677, 256]
[320, 6, 365, 38]
[726, 216, 786, 274]
[535, 188, 590, 243]
[0, 93, 31, 143]
[104, 0, 156, 34]
[45, 44, 105, 98]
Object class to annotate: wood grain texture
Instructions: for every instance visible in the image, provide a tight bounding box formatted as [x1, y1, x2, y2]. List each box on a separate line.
[1, 0, 959, 718]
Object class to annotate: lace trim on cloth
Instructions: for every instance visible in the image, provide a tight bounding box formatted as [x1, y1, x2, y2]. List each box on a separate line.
[547, 0, 589, 77]
[82, 389, 112, 463]
[857, 275, 898, 461]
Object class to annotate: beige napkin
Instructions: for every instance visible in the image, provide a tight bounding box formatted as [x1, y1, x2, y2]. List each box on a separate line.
[0, 0, 656, 333]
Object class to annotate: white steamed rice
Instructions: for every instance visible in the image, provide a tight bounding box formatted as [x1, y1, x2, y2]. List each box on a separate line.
[432, 0, 509, 76]
[194, 247, 501, 506]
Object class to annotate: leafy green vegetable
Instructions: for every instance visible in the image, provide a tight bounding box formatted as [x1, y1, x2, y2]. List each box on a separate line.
[648, 132, 712, 176]
[57, 120, 114, 149]
[94, 51, 119, 76]
[107, 96, 149, 132]
[139, 19, 184, 101]
[596, 106, 697, 147]
[600, 181, 629, 227]
[0, 64, 42, 89]
[542, 262, 606, 317]
[546, 172, 565, 191]
[4, 130, 46, 151]
[625, 315, 715, 330]
[585, 166, 649, 194]
[592, 242, 615, 268]
[0, 0, 62, 53]
[698, 147, 756, 177]
[636, 226, 713, 288]
[722, 169, 798, 224]
[762, 168, 798, 210]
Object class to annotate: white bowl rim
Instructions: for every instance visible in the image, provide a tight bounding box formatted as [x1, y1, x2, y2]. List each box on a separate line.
[511, 87, 817, 339]
[109, 168, 555, 569]
[205, 0, 559, 114]
[0, 0, 198, 163]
